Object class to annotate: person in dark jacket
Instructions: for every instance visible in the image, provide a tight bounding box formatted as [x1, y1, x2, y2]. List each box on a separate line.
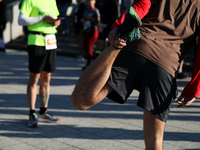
[56, 0, 72, 34]
[81, 0, 100, 70]
[94, 0, 118, 58]
[73, 0, 86, 61]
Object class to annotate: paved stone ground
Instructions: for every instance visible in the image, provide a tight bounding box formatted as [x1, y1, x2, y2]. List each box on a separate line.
[0, 49, 200, 150]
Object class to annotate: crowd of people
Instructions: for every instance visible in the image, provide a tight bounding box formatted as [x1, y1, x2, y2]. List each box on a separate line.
[1, 0, 200, 149]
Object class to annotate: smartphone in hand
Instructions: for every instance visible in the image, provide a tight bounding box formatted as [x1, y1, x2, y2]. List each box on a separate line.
[56, 17, 65, 20]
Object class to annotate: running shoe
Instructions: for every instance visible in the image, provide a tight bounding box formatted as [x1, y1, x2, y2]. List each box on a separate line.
[75, 55, 84, 61]
[116, 6, 142, 42]
[28, 113, 38, 127]
[37, 111, 61, 123]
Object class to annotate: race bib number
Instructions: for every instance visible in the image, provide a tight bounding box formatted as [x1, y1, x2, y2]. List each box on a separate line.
[45, 34, 57, 50]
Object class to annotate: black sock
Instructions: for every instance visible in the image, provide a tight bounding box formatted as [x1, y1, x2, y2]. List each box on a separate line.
[39, 107, 47, 115]
[29, 109, 35, 115]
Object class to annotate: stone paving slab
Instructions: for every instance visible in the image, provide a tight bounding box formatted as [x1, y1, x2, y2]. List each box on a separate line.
[0, 49, 200, 150]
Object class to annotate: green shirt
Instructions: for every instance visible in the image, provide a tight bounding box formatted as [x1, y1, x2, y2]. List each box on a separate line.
[20, 0, 59, 46]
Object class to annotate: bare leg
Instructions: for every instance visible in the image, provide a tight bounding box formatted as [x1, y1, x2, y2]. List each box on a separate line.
[27, 72, 41, 110]
[71, 44, 121, 110]
[177, 59, 184, 74]
[143, 109, 165, 150]
[39, 71, 51, 108]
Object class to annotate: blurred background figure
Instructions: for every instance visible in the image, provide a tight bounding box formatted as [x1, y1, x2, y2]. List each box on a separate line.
[73, 0, 86, 61]
[94, 0, 118, 59]
[177, 60, 188, 79]
[177, 37, 198, 79]
[0, 0, 7, 55]
[56, 0, 72, 34]
[81, 0, 100, 70]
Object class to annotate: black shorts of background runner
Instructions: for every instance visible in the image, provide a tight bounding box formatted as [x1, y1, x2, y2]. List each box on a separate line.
[107, 50, 178, 122]
[28, 45, 56, 73]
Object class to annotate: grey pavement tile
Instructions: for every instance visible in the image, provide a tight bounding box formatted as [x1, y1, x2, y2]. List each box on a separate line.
[0, 136, 23, 149]
[58, 117, 85, 126]
[57, 137, 90, 147]
[105, 138, 145, 150]
[41, 129, 69, 138]
[76, 125, 127, 139]
[1, 143, 37, 150]
[62, 126, 85, 135]
[110, 130, 145, 149]
[76, 140, 107, 150]
[163, 142, 183, 150]
[178, 141, 200, 149]
[85, 117, 141, 131]
[32, 139, 74, 149]
[23, 124, 59, 134]
[94, 144, 131, 150]
[164, 125, 199, 140]
[11, 133, 44, 143]
[98, 139, 143, 149]
[53, 133, 91, 146]
[164, 138, 200, 149]
[45, 144, 82, 150]
[109, 118, 143, 129]
[166, 120, 200, 133]
[164, 125, 184, 133]
[0, 123, 29, 137]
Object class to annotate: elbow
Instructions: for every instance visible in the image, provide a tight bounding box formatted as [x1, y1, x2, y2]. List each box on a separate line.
[18, 17, 24, 26]
[18, 19, 22, 25]
[18, 13, 23, 25]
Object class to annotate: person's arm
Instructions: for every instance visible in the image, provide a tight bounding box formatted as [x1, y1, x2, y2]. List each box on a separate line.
[94, 9, 100, 26]
[111, 0, 151, 29]
[18, 12, 43, 26]
[177, 34, 200, 107]
[18, 12, 61, 26]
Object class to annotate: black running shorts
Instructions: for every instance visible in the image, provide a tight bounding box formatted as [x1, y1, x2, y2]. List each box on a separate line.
[107, 50, 177, 122]
[28, 45, 56, 73]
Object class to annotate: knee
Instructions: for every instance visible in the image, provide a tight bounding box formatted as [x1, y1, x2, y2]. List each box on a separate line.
[28, 78, 39, 88]
[71, 92, 87, 110]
